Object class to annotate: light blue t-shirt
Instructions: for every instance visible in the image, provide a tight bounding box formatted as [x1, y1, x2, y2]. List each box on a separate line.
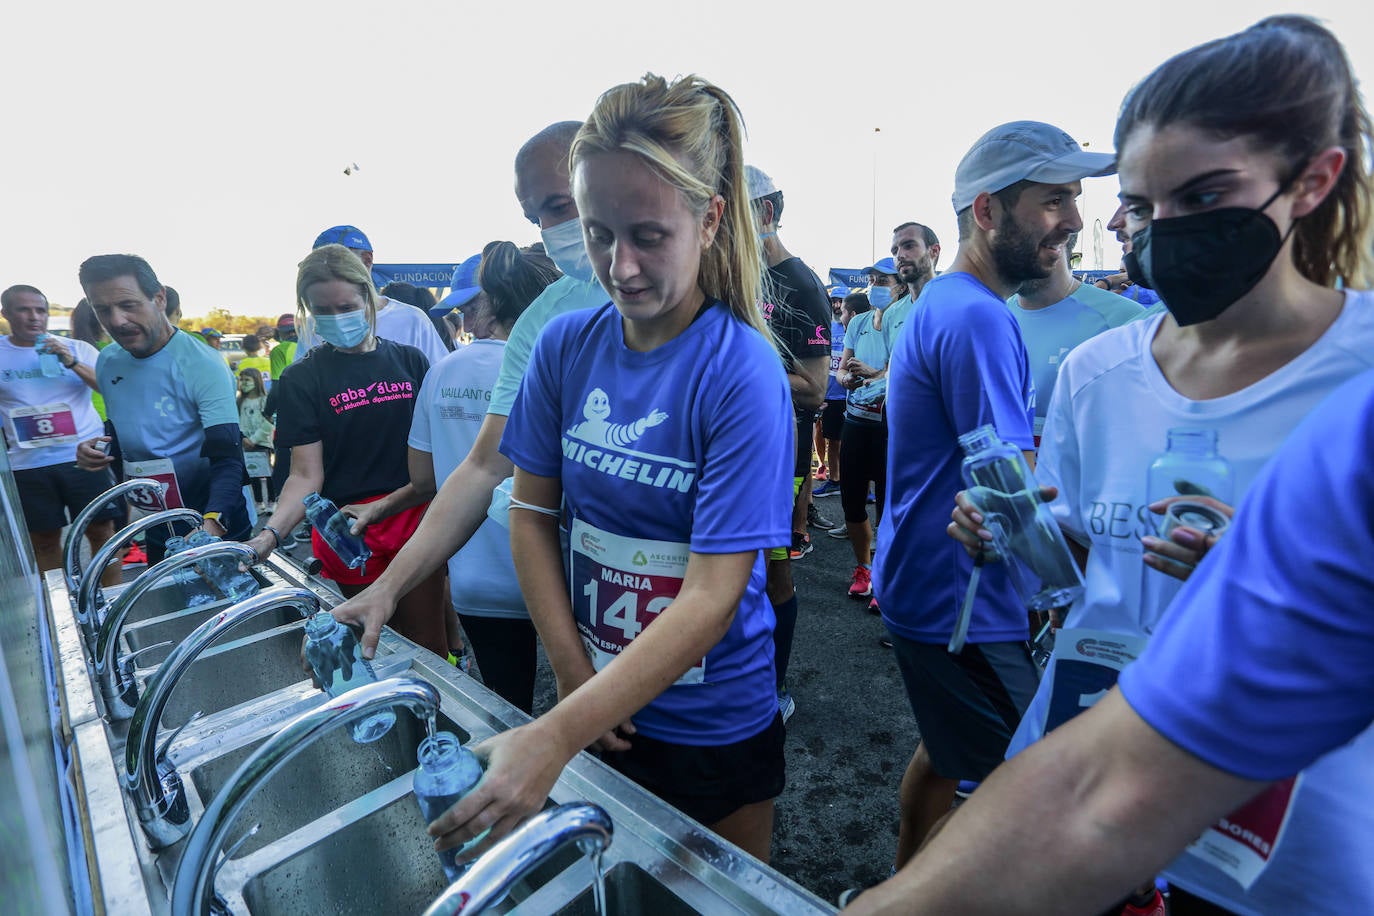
[843, 310, 888, 424]
[825, 320, 846, 402]
[880, 292, 917, 348]
[501, 301, 793, 745]
[97, 330, 246, 523]
[1120, 369, 1374, 915]
[1008, 282, 1142, 438]
[409, 339, 525, 620]
[487, 276, 608, 418]
[875, 272, 1036, 644]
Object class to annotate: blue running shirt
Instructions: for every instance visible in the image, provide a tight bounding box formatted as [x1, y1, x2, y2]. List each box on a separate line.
[875, 272, 1036, 644]
[1120, 368, 1374, 914]
[501, 301, 793, 745]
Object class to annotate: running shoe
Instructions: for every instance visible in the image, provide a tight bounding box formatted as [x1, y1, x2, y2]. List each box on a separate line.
[848, 565, 872, 598]
[954, 779, 980, 799]
[122, 543, 148, 568]
[777, 689, 796, 724]
[867, 596, 880, 616]
[807, 504, 835, 530]
[788, 532, 813, 560]
[1120, 889, 1166, 916]
[827, 523, 850, 539]
[813, 480, 841, 498]
[814, 463, 828, 482]
[447, 650, 473, 675]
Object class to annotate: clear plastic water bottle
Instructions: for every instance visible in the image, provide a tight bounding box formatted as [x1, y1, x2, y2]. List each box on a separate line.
[303, 492, 371, 574]
[163, 535, 217, 604]
[185, 530, 259, 600]
[302, 611, 396, 744]
[34, 333, 63, 377]
[958, 425, 1084, 612]
[1146, 428, 1234, 528]
[413, 731, 485, 881]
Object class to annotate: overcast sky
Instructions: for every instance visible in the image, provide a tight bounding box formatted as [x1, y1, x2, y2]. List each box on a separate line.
[5, 0, 1372, 316]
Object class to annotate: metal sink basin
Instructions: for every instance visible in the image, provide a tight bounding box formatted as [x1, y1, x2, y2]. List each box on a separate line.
[121, 600, 304, 670]
[186, 711, 469, 860]
[562, 863, 699, 916]
[151, 622, 312, 730]
[233, 794, 580, 914]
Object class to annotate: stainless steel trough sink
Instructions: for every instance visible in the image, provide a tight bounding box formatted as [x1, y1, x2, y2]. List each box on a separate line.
[186, 709, 468, 861]
[232, 794, 582, 915]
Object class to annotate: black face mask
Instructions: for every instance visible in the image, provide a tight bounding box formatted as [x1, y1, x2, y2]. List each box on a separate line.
[1123, 183, 1296, 327]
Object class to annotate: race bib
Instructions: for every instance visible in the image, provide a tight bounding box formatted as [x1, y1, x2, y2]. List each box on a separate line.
[1043, 628, 1148, 732]
[569, 518, 704, 685]
[123, 458, 185, 511]
[8, 403, 78, 448]
[243, 450, 272, 478]
[1183, 776, 1301, 889]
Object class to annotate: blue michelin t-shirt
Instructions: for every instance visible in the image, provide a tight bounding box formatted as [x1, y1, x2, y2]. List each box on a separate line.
[825, 320, 846, 401]
[875, 272, 1036, 644]
[1119, 369, 1374, 913]
[501, 301, 793, 745]
[97, 330, 248, 530]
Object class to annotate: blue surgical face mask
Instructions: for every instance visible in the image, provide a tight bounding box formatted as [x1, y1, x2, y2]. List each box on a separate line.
[313, 310, 370, 349]
[541, 218, 598, 284]
[868, 285, 893, 309]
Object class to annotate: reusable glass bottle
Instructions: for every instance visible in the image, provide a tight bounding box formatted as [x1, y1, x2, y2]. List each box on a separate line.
[958, 425, 1084, 612]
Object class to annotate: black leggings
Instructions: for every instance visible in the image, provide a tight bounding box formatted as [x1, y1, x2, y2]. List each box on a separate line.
[839, 420, 887, 524]
[458, 613, 538, 715]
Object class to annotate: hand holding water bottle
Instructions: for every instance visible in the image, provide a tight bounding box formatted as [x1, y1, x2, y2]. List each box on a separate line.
[948, 485, 1060, 557]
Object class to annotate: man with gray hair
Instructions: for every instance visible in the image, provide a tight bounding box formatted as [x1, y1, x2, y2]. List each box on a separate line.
[746, 165, 833, 723]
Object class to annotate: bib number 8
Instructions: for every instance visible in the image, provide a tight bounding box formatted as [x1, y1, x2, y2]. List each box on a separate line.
[35, 417, 55, 434]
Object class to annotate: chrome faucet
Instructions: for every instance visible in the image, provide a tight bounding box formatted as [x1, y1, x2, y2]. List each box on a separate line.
[93, 541, 259, 721]
[125, 585, 318, 849]
[74, 508, 204, 648]
[62, 477, 166, 598]
[422, 804, 614, 916]
[170, 675, 441, 915]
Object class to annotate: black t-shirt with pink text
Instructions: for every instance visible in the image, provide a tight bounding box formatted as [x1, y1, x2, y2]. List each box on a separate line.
[275, 338, 429, 505]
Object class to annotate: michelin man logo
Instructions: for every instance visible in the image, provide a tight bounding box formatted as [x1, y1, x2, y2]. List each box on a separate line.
[561, 387, 695, 493]
[567, 387, 668, 448]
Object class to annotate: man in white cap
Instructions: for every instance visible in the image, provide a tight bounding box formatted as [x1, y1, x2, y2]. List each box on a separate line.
[746, 164, 833, 723]
[295, 225, 448, 366]
[847, 121, 1116, 901]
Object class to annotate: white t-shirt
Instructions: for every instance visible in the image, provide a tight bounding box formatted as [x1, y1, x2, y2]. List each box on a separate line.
[294, 297, 449, 367]
[408, 339, 525, 619]
[0, 336, 103, 470]
[1009, 290, 1374, 912]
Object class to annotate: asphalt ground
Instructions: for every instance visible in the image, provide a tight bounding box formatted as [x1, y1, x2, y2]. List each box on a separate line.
[248, 492, 912, 907]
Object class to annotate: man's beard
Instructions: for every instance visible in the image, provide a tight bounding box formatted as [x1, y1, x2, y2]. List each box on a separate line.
[898, 257, 932, 285]
[991, 213, 1054, 285]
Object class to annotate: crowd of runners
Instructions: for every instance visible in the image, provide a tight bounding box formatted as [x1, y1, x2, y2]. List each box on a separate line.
[3, 13, 1373, 915]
